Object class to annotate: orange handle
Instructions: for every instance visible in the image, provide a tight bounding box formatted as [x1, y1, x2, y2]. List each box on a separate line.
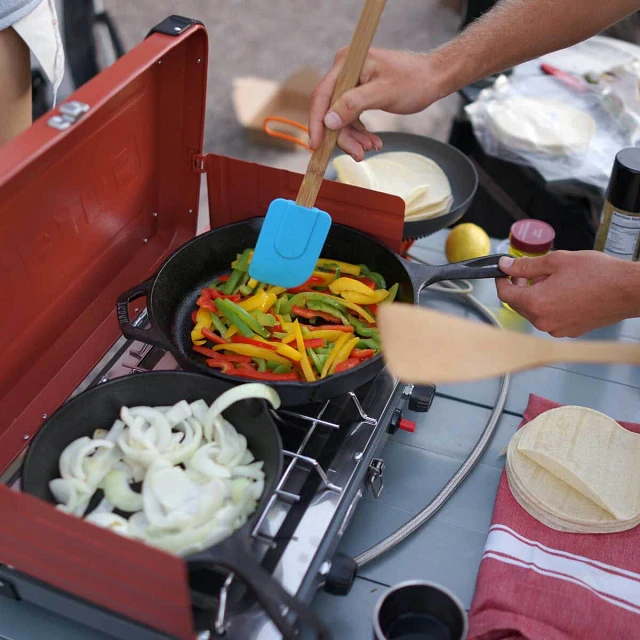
[262, 116, 311, 151]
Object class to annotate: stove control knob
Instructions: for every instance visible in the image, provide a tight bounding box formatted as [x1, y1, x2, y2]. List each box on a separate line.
[409, 384, 436, 412]
[323, 552, 358, 596]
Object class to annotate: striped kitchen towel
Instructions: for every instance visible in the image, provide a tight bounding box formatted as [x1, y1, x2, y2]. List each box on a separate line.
[468, 394, 640, 640]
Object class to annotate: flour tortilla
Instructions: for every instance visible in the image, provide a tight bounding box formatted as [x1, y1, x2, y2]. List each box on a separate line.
[331, 151, 453, 219]
[517, 406, 640, 521]
[506, 425, 640, 534]
[486, 97, 595, 155]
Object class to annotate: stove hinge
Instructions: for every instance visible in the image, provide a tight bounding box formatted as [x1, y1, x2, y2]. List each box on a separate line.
[191, 151, 207, 174]
[367, 458, 385, 498]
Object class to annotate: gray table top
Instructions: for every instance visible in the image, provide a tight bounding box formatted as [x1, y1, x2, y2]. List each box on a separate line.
[1, 232, 638, 640]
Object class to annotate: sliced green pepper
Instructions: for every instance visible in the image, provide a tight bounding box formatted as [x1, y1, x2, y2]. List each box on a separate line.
[289, 292, 348, 312]
[273, 364, 293, 374]
[214, 298, 254, 338]
[210, 313, 227, 335]
[234, 271, 250, 295]
[348, 315, 379, 339]
[308, 348, 327, 375]
[266, 360, 281, 371]
[358, 264, 386, 289]
[222, 249, 252, 294]
[357, 338, 380, 350]
[384, 282, 399, 304]
[238, 283, 254, 296]
[306, 300, 348, 323]
[220, 298, 270, 338]
[254, 311, 276, 327]
[255, 358, 267, 372]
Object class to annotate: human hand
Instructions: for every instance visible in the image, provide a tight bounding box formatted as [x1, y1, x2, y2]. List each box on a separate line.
[309, 47, 444, 160]
[496, 251, 640, 337]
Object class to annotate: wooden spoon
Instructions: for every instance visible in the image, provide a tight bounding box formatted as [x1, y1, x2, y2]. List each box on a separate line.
[377, 304, 640, 384]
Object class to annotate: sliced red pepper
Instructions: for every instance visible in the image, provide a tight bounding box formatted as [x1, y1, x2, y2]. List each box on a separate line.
[307, 324, 354, 333]
[227, 369, 299, 381]
[208, 288, 242, 303]
[196, 296, 218, 312]
[303, 338, 324, 349]
[367, 305, 378, 315]
[287, 275, 325, 294]
[231, 335, 277, 350]
[350, 348, 375, 359]
[201, 327, 227, 345]
[334, 358, 361, 373]
[271, 325, 284, 333]
[205, 359, 236, 374]
[218, 274, 230, 282]
[235, 362, 256, 371]
[193, 346, 252, 363]
[191, 311, 198, 324]
[291, 305, 340, 323]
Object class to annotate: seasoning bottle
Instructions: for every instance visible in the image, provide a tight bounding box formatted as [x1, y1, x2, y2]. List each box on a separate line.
[594, 148, 640, 261]
[502, 219, 555, 310]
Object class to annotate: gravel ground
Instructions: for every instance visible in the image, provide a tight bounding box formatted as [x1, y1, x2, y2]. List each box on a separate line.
[103, 0, 463, 168]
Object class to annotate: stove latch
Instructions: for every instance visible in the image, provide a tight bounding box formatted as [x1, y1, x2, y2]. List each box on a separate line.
[367, 458, 385, 498]
[47, 101, 90, 131]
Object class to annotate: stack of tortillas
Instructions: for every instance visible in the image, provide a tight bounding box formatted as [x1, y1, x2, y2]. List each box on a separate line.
[332, 151, 453, 221]
[505, 406, 640, 534]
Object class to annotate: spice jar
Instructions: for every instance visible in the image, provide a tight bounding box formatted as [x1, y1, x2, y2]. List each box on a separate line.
[594, 148, 640, 261]
[502, 219, 555, 311]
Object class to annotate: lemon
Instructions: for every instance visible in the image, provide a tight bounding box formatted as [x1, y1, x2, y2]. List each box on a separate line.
[445, 223, 491, 263]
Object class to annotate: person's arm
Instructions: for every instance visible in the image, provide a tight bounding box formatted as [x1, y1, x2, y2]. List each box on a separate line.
[496, 252, 640, 337]
[0, 26, 31, 146]
[309, 0, 640, 157]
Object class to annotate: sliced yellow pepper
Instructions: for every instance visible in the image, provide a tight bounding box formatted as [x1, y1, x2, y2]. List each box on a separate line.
[260, 292, 278, 313]
[311, 270, 336, 285]
[254, 337, 303, 362]
[191, 324, 206, 342]
[211, 343, 291, 365]
[224, 325, 239, 339]
[329, 337, 360, 375]
[329, 277, 375, 296]
[321, 333, 351, 379]
[193, 339, 206, 346]
[247, 277, 259, 289]
[239, 290, 269, 312]
[341, 289, 389, 305]
[281, 334, 296, 345]
[267, 286, 287, 296]
[305, 329, 350, 342]
[195, 307, 213, 329]
[293, 320, 316, 382]
[316, 258, 361, 276]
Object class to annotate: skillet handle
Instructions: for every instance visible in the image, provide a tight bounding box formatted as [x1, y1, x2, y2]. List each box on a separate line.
[116, 278, 170, 349]
[403, 253, 509, 293]
[188, 538, 332, 639]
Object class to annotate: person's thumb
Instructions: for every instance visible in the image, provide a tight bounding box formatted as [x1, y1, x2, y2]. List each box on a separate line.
[499, 255, 553, 280]
[323, 82, 382, 131]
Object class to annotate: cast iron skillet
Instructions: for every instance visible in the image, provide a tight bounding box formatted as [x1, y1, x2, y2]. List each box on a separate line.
[21, 371, 330, 640]
[326, 131, 479, 240]
[117, 218, 505, 407]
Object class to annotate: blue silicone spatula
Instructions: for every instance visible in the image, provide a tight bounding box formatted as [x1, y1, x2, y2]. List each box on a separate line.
[249, 0, 387, 288]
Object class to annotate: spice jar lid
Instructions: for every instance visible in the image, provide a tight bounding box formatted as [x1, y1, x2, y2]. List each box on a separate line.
[509, 219, 555, 254]
[607, 148, 640, 213]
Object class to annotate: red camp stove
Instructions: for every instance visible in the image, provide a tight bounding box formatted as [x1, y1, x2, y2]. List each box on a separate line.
[0, 14, 434, 640]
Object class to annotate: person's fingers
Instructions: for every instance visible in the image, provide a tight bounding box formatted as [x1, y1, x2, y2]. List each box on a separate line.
[499, 255, 554, 280]
[350, 129, 375, 153]
[495, 277, 537, 317]
[309, 62, 344, 149]
[323, 81, 386, 132]
[336, 127, 367, 160]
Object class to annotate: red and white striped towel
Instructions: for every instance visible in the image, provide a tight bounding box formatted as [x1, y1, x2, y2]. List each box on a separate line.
[469, 394, 640, 640]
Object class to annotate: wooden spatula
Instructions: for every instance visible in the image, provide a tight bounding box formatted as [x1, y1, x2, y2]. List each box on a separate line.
[249, 0, 387, 288]
[377, 304, 640, 384]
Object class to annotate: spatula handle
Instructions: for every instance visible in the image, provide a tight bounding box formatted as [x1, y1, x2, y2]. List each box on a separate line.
[553, 340, 640, 366]
[296, 0, 386, 208]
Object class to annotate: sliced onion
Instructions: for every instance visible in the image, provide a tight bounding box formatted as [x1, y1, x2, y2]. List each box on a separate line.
[232, 461, 265, 480]
[189, 399, 209, 423]
[164, 400, 192, 427]
[203, 384, 280, 442]
[163, 417, 202, 465]
[85, 512, 131, 537]
[128, 407, 172, 452]
[102, 469, 144, 512]
[128, 511, 150, 538]
[189, 443, 232, 479]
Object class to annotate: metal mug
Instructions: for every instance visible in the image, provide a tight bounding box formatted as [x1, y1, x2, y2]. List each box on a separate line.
[373, 580, 468, 640]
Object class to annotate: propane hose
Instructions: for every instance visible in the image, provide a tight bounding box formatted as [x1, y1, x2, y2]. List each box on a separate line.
[354, 266, 511, 568]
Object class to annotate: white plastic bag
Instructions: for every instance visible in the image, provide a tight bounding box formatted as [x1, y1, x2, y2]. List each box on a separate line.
[465, 74, 632, 191]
